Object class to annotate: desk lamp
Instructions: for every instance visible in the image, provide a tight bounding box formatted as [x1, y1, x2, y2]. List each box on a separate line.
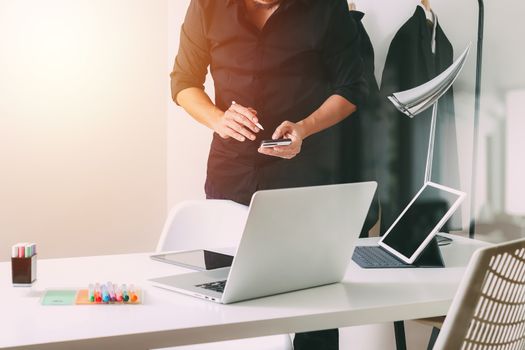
[388, 44, 470, 183]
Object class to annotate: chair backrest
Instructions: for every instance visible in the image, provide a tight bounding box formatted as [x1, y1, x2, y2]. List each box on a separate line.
[156, 199, 249, 252]
[434, 238, 525, 350]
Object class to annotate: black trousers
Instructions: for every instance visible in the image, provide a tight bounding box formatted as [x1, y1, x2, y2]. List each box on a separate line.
[294, 329, 339, 350]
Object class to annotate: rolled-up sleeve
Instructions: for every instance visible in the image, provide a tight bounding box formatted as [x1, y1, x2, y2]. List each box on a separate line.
[170, 0, 211, 105]
[322, 0, 368, 108]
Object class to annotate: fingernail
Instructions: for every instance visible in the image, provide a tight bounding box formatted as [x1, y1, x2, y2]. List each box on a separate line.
[240, 137, 245, 141]
[250, 135, 255, 140]
[254, 127, 259, 132]
[252, 117, 258, 123]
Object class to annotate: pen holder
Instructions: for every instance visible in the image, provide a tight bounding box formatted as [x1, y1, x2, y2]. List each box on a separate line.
[11, 255, 37, 286]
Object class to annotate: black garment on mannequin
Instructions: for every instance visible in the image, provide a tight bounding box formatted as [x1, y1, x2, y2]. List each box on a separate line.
[379, 6, 460, 233]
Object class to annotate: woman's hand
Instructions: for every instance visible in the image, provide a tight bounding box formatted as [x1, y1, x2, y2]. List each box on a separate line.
[211, 102, 260, 142]
[258, 121, 305, 159]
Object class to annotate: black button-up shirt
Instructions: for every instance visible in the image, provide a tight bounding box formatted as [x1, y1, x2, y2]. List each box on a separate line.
[171, 0, 367, 205]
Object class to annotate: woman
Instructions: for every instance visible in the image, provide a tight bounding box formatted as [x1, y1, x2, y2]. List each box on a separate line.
[171, 0, 367, 348]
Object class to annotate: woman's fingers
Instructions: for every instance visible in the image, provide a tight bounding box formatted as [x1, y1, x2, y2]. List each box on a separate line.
[259, 121, 303, 159]
[230, 102, 259, 124]
[272, 121, 293, 140]
[258, 141, 300, 159]
[222, 125, 247, 142]
[214, 103, 261, 141]
[258, 146, 295, 159]
[231, 112, 259, 134]
[225, 117, 256, 141]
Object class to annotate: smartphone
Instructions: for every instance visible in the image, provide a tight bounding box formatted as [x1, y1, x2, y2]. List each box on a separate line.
[260, 138, 292, 148]
[150, 250, 233, 271]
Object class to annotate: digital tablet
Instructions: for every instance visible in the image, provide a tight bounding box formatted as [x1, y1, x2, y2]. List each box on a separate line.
[150, 250, 234, 271]
[378, 182, 466, 264]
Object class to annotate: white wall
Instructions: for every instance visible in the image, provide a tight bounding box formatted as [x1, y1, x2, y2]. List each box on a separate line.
[505, 90, 525, 216]
[0, 0, 169, 261]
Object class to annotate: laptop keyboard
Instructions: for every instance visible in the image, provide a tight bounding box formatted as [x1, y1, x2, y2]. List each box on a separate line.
[352, 246, 412, 268]
[195, 247, 410, 291]
[195, 280, 227, 293]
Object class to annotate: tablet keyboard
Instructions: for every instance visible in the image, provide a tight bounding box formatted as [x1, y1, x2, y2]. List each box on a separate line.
[196, 280, 227, 293]
[352, 246, 412, 268]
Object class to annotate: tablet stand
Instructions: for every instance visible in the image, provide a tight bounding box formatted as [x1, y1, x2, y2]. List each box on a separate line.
[413, 237, 445, 268]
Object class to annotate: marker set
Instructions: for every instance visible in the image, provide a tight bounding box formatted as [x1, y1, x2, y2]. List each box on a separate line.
[11, 242, 37, 286]
[11, 243, 37, 258]
[10, 242, 142, 303]
[75, 282, 142, 304]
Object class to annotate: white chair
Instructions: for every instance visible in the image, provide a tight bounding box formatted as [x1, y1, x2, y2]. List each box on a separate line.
[433, 238, 525, 350]
[156, 199, 249, 253]
[155, 199, 293, 350]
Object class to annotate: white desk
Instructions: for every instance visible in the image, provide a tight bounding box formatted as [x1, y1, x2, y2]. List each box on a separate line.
[0, 235, 489, 350]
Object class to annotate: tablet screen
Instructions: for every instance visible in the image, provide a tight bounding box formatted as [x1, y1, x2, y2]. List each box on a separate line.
[152, 250, 233, 270]
[381, 184, 462, 260]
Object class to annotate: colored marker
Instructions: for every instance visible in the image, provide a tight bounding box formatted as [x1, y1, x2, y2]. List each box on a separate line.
[129, 284, 138, 303]
[95, 283, 102, 303]
[115, 285, 123, 302]
[107, 282, 116, 302]
[101, 284, 110, 303]
[29, 243, 36, 257]
[121, 284, 129, 302]
[18, 242, 29, 258]
[88, 284, 95, 302]
[11, 245, 18, 258]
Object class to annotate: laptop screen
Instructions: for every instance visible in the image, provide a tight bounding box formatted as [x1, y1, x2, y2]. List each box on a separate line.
[381, 183, 463, 260]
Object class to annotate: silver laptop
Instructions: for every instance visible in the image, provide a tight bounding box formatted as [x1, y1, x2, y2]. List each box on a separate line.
[149, 182, 377, 304]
